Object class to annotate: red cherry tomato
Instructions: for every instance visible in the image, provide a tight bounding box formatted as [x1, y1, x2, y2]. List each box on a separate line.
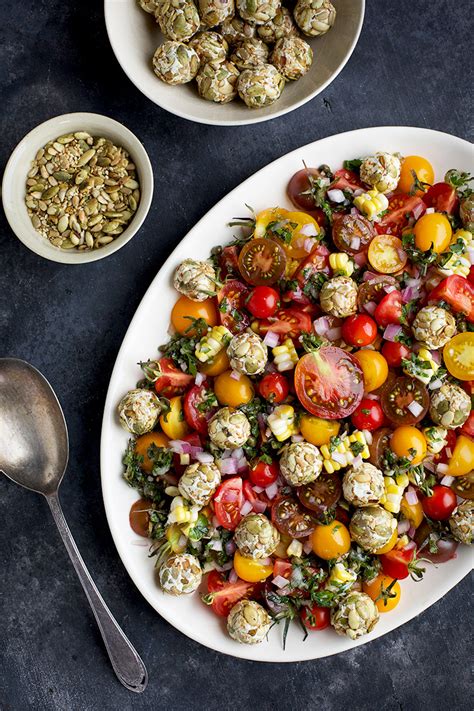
[421, 485, 457, 521]
[172, 432, 202, 476]
[287, 167, 323, 211]
[380, 547, 415, 580]
[459, 411, 474, 439]
[258, 372, 290, 403]
[242, 480, 270, 512]
[153, 357, 194, 396]
[260, 307, 312, 339]
[273, 559, 292, 579]
[331, 168, 364, 192]
[245, 286, 280, 318]
[249, 459, 279, 488]
[381, 340, 411, 368]
[351, 398, 385, 431]
[183, 382, 218, 435]
[218, 245, 240, 280]
[341, 314, 377, 347]
[468, 265, 474, 286]
[206, 570, 261, 617]
[213, 477, 243, 530]
[374, 291, 403, 327]
[428, 275, 474, 323]
[217, 280, 250, 333]
[422, 182, 459, 214]
[376, 194, 426, 236]
[301, 604, 330, 631]
[293, 244, 331, 293]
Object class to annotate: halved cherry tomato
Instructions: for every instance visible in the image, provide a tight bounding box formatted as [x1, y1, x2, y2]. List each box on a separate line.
[357, 275, 397, 311]
[135, 431, 170, 473]
[258, 372, 290, 404]
[213, 477, 243, 530]
[294, 347, 364, 419]
[446, 435, 474, 477]
[373, 528, 398, 555]
[254, 207, 289, 238]
[468, 265, 474, 286]
[341, 314, 377, 347]
[353, 350, 389, 393]
[129, 499, 152, 537]
[376, 194, 426, 236]
[374, 291, 403, 327]
[293, 244, 331, 295]
[415, 522, 458, 563]
[214, 370, 254, 407]
[421, 485, 457, 520]
[331, 168, 364, 192]
[398, 155, 434, 195]
[296, 471, 342, 518]
[238, 238, 287, 286]
[363, 575, 401, 613]
[249, 459, 279, 488]
[381, 340, 411, 368]
[443, 333, 474, 380]
[368, 234, 407, 274]
[428, 275, 474, 322]
[381, 376, 429, 426]
[217, 279, 250, 333]
[183, 382, 218, 435]
[287, 168, 322, 211]
[452, 471, 474, 500]
[159, 396, 189, 440]
[299, 414, 340, 446]
[390, 425, 427, 465]
[400, 496, 424, 529]
[260, 307, 312, 339]
[414, 212, 452, 253]
[233, 550, 273, 583]
[379, 547, 415, 580]
[423, 182, 459, 214]
[271, 497, 316, 538]
[273, 559, 292, 578]
[368, 427, 392, 467]
[283, 211, 321, 259]
[152, 357, 194, 396]
[242, 480, 270, 513]
[311, 520, 351, 559]
[206, 570, 261, 617]
[218, 245, 240, 280]
[332, 213, 375, 253]
[301, 604, 330, 631]
[199, 348, 230, 377]
[246, 286, 280, 319]
[351, 398, 385, 431]
[459, 412, 474, 439]
[171, 296, 218, 335]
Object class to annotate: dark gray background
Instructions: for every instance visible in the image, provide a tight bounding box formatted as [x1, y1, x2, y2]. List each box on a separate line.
[1, 1, 472, 710]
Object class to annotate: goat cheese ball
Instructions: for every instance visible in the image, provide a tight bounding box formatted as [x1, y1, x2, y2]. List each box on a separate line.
[208, 407, 251, 448]
[230, 38, 269, 70]
[294, 0, 336, 37]
[449, 500, 473, 545]
[158, 553, 202, 595]
[221, 16, 257, 45]
[343, 463, 385, 507]
[320, 276, 358, 318]
[152, 41, 200, 84]
[178, 462, 221, 506]
[198, 0, 235, 27]
[227, 332, 268, 375]
[189, 31, 229, 62]
[412, 305, 457, 350]
[118, 388, 162, 435]
[331, 591, 379, 640]
[360, 153, 402, 194]
[155, 0, 200, 41]
[237, 64, 285, 108]
[350, 506, 397, 553]
[138, 0, 161, 13]
[234, 513, 280, 558]
[270, 36, 313, 80]
[196, 60, 240, 102]
[279, 441, 323, 486]
[236, 0, 281, 25]
[227, 600, 272, 644]
[257, 7, 297, 43]
[173, 258, 217, 301]
[429, 382, 471, 429]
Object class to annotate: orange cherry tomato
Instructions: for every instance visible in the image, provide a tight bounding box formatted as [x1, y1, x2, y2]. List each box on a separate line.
[414, 213, 452, 253]
[171, 296, 218, 335]
[135, 431, 170, 473]
[311, 520, 351, 560]
[398, 156, 434, 195]
[299, 414, 340, 447]
[353, 349, 389, 392]
[199, 348, 230, 377]
[447, 435, 474, 477]
[363, 574, 401, 612]
[400, 496, 424, 529]
[390, 426, 427, 466]
[368, 234, 407, 274]
[233, 551, 273, 583]
[214, 370, 254, 407]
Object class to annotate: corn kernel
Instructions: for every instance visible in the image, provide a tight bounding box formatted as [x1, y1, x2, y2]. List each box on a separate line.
[329, 252, 354, 276]
[267, 404, 298, 442]
[195, 325, 232, 363]
[272, 338, 298, 372]
[354, 188, 389, 221]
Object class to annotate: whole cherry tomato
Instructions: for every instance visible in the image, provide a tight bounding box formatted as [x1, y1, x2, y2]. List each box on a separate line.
[363, 575, 401, 613]
[246, 286, 280, 319]
[300, 604, 330, 631]
[341, 314, 377, 347]
[351, 398, 385, 431]
[381, 340, 411, 368]
[374, 291, 403, 327]
[421, 485, 457, 520]
[258, 372, 289, 404]
[249, 459, 279, 488]
[380, 547, 415, 580]
[398, 155, 434, 195]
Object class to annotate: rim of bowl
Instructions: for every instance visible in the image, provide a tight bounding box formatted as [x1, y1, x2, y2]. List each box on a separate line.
[104, 0, 365, 127]
[2, 112, 154, 264]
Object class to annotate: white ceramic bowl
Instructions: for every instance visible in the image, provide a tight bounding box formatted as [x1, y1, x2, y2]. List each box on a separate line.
[2, 112, 153, 264]
[105, 0, 365, 126]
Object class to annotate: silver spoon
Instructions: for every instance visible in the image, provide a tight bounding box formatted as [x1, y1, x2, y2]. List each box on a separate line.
[0, 358, 148, 693]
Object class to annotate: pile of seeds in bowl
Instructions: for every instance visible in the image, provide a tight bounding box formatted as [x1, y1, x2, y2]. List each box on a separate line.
[138, 0, 336, 109]
[25, 132, 141, 251]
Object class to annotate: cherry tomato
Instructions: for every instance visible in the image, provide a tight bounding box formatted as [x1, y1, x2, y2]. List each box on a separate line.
[287, 168, 322, 211]
[381, 340, 411, 368]
[129, 499, 152, 537]
[447, 435, 474, 477]
[275, 211, 321, 259]
[414, 212, 452, 253]
[351, 398, 385, 431]
[459, 412, 474, 439]
[468, 265, 474, 286]
[332, 213, 375, 253]
[363, 575, 401, 613]
[299, 414, 340, 446]
[400, 496, 424, 529]
[376, 194, 426, 236]
[199, 348, 230, 377]
[293, 244, 331, 294]
[428, 275, 474, 322]
[238, 238, 287, 286]
[311, 520, 351, 560]
[152, 357, 194, 396]
[213, 477, 244, 530]
[171, 296, 218, 335]
[295, 347, 364, 419]
[159, 396, 189, 440]
[254, 207, 289, 238]
[217, 245, 240, 280]
[341, 314, 377, 347]
[271, 497, 316, 538]
[260, 307, 312, 339]
[443, 333, 474, 380]
[368, 427, 393, 467]
[421, 485, 457, 520]
[452, 471, 474, 500]
[398, 155, 434, 195]
[353, 350, 389, 393]
[233, 550, 273, 583]
[414, 521, 459, 562]
[331, 168, 364, 192]
[172, 432, 201, 477]
[296, 472, 342, 518]
[390, 425, 427, 465]
[214, 370, 254, 407]
[368, 234, 407, 274]
[249, 459, 279, 488]
[206, 570, 261, 617]
[381, 376, 429, 426]
[380, 547, 415, 579]
[423, 182, 459, 214]
[135, 431, 170, 474]
[217, 280, 250, 333]
[357, 275, 397, 311]
[301, 604, 330, 631]
[246, 286, 280, 318]
[273, 559, 292, 578]
[183, 383, 218, 435]
[374, 291, 403, 327]
[258, 372, 289, 404]
[373, 528, 398, 555]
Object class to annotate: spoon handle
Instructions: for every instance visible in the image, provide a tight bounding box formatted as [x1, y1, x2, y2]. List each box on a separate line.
[46, 492, 148, 693]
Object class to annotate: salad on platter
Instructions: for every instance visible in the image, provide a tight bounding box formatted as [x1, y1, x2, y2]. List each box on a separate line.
[117, 150, 473, 647]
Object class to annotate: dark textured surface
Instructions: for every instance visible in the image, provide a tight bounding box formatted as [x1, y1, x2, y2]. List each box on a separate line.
[1, 1, 473, 710]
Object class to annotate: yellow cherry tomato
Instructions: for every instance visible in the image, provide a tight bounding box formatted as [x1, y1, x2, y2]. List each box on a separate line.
[400, 496, 424, 529]
[447, 435, 474, 477]
[443, 333, 474, 381]
[311, 520, 351, 560]
[285, 211, 321, 259]
[159, 396, 189, 439]
[254, 208, 320, 260]
[171, 295, 218, 335]
[414, 213, 452, 253]
[254, 207, 289, 237]
[199, 348, 230, 377]
[368, 234, 407, 274]
[373, 528, 398, 555]
[354, 350, 389, 392]
[233, 550, 274, 583]
[363, 574, 401, 613]
[390, 426, 427, 465]
[398, 155, 434, 195]
[299, 414, 340, 447]
[135, 431, 170, 473]
[214, 370, 254, 407]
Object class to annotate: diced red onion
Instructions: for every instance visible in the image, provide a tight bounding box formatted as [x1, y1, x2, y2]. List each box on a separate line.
[212, 515, 220, 528]
[263, 330, 280, 348]
[467, 246, 474, 265]
[424, 458, 436, 473]
[231, 447, 244, 460]
[327, 188, 346, 203]
[383, 324, 403, 342]
[350, 236, 361, 251]
[383, 284, 397, 294]
[413, 202, 426, 220]
[362, 429, 373, 445]
[401, 286, 417, 303]
[230, 370, 240, 381]
[425, 207, 435, 215]
[403, 540, 417, 552]
[303, 539, 313, 554]
[436, 463, 449, 475]
[407, 401, 423, 417]
[350, 207, 360, 214]
[398, 519, 411, 535]
[408, 525, 416, 539]
[260, 557, 272, 566]
[215, 561, 234, 572]
[352, 455, 362, 468]
[221, 448, 233, 459]
[363, 271, 380, 282]
[272, 575, 290, 589]
[304, 237, 315, 252]
[397, 248, 407, 261]
[209, 539, 223, 551]
[240, 500, 253, 516]
[326, 327, 342, 341]
[236, 459, 248, 474]
[405, 487, 419, 505]
[252, 485, 264, 494]
[445, 447, 452, 459]
[429, 379, 443, 390]
[332, 451, 346, 465]
[314, 316, 330, 335]
[195, 451, 214, 464]
[252, 499, 267, 513]
[353, 189, 364, 197]
[290, 566, 305, 588]
[168, 440, 191, 454]
[300, 222, 318, 237]
[291, 434, 304, 443]
[265, 482, 279, 500]
[406, 277, 422, 289]
[431, 350, 441, 365]
[353, 251, 368, 267]
[189, 445, 204, 458]
[228, 568, 238, 584]
[225, 540, 236, 556]
[219, 457, 238, 475]
[365, 392, 379, 401]
[194, 371, 205, 386]
[440, 475, 455, 486]
[364, 300, 377, 315]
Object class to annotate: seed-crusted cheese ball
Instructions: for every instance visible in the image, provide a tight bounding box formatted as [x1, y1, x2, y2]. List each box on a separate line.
[230, 38, 269, 70]
[320, 276, 358, 318]
[178, 462, 221, 506]
[350, 506, 397, 553]
[360, 153, 402, 194]
[118, 389, 162, 435]
[221, 16, 257, 45]
[331, 591, 379, 640]
[294, 0, 336, 37]
[155, 0, 200, 41]
[257, 7, 297, 43]
[237, 64, 285, 108]
[189, 31, 229, 62]
[270, 36, 313, 81]
[449, 500, 473, 545]
[236, 0, 281, 25]
[138, 0, 162, 13]
[412, 306, 457, 350]
[152, 41, 200, 84]
[208, 407, 251, 448]
[279, 441, 323, 486]
[343, 463, 385, 507]
[159, 553, 202, 595]
[198, 0, 235, 27]
[227, 599, 272, 644]
[234, 513, 280, 558]
[429, 382, 471, 429]
[173, 258, 217, 301]
[227, 332, 268, 374]
[196, 60, 240, 103]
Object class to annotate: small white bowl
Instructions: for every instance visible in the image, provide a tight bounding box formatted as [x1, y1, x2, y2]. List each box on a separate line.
[2, 112, 153, 264]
